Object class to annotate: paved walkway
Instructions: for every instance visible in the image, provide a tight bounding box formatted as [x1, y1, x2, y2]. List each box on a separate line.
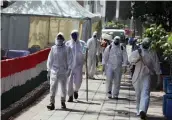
[12, 74, 164, 120]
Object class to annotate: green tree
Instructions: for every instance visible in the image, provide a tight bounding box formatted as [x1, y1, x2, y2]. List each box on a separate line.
[130, 1, 172, 32]
[105, 21, 128, 29]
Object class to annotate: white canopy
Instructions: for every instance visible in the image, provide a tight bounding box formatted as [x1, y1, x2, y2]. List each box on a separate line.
[2, 0, 100, 21]
[1, 0, 101, 50]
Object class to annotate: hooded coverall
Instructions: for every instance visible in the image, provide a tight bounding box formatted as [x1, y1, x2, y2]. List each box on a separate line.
[47, 33, 73, 103]
[129, 47, 161, 115]
[87, 31, 99, 78]
[65, 30, 87, 97]
[102, 42, 128, 98]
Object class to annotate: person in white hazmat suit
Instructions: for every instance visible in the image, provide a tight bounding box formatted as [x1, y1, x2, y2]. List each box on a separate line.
[47, 32, 73, 110]
[87, 31, 99, 79]
[101, 33, 113, 74]
[102, 36, 128, 99]
[129, 37, 161, 119]
[66, 30, 87, 102]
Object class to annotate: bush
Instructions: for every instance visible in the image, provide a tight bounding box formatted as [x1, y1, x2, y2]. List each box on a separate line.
[143, 24, 167, 50]
[105, 21, 128, 29]
[161, 33, 172, 61]
[143, 24, 172, 75]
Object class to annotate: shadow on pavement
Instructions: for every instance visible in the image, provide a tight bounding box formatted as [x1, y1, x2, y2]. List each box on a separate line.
[108, 97, 135, 102]
[147, 115, 165, 120]
[117, 97, 135, 101]
[55, 105, 164, 119]
[56, 108, 114, 117]
[74, 100, 101, 105]
[94, 78, 105, 81]
[120, 86, 135, 91]
[79, 89, 105, 94]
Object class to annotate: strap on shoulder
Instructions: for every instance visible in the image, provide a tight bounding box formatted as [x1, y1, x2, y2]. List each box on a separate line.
[109, 44, 112, 52]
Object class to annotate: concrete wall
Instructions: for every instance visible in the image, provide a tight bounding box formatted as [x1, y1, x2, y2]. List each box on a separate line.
[105, 1, 131, 21]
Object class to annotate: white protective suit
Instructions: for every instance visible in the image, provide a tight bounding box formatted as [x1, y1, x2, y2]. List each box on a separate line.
[65, 30, 87, 97]
[47, 33, 73, 103]
[87, 31, 99, 78]
[101, 33, 113, 74]
[129, 46, 161, 115]
[102, 41, 128, 98]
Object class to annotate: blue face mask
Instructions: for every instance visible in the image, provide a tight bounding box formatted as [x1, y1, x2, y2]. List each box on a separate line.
[114, 39, 120, 45]
[71, 33, 78, 41]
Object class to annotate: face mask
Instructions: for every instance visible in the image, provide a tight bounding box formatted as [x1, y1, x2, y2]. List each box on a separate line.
[142, 44, 150, 49]
[56, 35, 64, 46]
[93, 35, 97, 39]
[56, 39, 64, 46]
[114, 39, 120, 45]
[57, 35, 64, 40]
[114, 42, 119, 45]
[142, 38, 151, 49]
[142, 41, 151, 49]
[71, 33, 78, 41]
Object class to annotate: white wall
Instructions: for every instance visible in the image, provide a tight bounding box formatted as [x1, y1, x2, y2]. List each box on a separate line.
[83, 0, 106, 17]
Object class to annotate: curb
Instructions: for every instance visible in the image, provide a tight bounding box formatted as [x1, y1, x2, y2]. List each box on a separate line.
[1, 81, 49, 120]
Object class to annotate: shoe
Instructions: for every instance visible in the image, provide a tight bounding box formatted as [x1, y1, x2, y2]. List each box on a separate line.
[61, 102, 66, 109]
[136, 112, 140, 116]
[140, 111, 146, 119]
[88, 76, 95, 79]
[47, 103, 55, 110]
[108, 96, 112, 99]
[74, 91, 78, 99]
[113, 96, 118, 100]
[108, 91, 112, 99]
[67, 96, 73, 102]
[108, 91, 111, 94]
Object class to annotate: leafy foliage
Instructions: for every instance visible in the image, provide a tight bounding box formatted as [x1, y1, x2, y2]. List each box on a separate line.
[143, 24, 167, 51]
[105, 21, 128, 29]
[131, 1, 172, 32]
[95, 20, 102, 38]
[161, 33, 172, 60]
[143, 25, 172, 76]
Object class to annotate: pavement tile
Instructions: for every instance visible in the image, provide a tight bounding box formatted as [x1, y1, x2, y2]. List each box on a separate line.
[14, 111, 37, 120]
[48, 116, 65, 120]
[31, 114, 51, 120]
[64, 113, 83, 120]
[13, 70, 164, 120]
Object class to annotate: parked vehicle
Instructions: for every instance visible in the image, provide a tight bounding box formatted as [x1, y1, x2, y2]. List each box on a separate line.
[102, 29, 127, 47]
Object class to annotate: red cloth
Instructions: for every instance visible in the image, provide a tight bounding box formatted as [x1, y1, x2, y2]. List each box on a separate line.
[1, 48, 50, 78]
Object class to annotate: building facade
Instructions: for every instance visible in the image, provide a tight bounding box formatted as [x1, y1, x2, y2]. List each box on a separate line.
[77, 0, 106, 22]
[105, 1, 143, 36]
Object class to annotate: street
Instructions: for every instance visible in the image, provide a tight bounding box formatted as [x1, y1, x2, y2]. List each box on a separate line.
[13, 74, 164, 120]
[1, 1, 172, 120]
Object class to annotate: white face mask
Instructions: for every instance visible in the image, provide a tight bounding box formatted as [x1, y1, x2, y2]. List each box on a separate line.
[56, 39, 64, 46]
